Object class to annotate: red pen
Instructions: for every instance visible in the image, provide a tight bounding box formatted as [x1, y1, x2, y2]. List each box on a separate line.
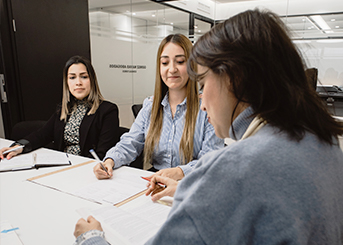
[141, 176, 166, 188]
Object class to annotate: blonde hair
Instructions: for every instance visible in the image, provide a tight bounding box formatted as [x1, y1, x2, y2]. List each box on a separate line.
[60, 56, 104, 121]
[143, 34, 199, 170]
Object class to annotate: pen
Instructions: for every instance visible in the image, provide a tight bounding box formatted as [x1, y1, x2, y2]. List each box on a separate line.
[89, 149, 110, 176]
[2, 145, 24, 155]
[141, 176, 166, 188]
[1, 227, 19, 233]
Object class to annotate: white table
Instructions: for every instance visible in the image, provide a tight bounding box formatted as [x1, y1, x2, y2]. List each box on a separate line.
[0, 139, 110, 244]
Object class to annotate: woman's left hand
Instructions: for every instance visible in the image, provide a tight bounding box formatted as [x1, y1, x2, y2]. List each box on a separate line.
[153, 167, 184, 181]
[74, 216, 103, 238]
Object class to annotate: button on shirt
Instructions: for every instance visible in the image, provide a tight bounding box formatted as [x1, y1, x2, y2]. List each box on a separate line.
[104, 94, 224, 176]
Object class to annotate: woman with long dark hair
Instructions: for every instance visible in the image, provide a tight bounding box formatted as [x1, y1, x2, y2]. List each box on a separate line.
[1, 56, 120, 160]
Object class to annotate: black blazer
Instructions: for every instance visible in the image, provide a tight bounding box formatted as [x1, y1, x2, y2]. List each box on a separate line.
[21, 101, 120, 159]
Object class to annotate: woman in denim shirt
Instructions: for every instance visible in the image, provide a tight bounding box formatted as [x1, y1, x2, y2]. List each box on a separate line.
[93, 34, 223, 181]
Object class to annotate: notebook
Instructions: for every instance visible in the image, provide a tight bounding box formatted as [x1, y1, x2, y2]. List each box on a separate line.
[0, 152, 71, 172]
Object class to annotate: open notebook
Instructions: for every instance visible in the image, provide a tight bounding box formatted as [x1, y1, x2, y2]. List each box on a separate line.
[0, 152, 71, 172]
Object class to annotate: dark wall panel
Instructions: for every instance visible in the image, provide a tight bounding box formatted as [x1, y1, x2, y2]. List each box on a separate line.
[10, 0, 90, 121]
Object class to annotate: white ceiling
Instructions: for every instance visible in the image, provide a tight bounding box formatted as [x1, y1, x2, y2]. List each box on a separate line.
[88, 0, 343, 40]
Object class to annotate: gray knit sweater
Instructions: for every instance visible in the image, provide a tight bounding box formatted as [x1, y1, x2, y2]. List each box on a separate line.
[80, 107, 343, 245]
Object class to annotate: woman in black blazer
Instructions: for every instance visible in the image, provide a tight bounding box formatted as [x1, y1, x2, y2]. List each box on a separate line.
[0, 56, 119, 160]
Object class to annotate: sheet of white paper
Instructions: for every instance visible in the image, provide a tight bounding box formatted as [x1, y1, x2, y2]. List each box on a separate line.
[29, 165, 151, 205]
[0, 221, 23, 245]
[77, 198, 171, 245]
[76, 194, 172, 244]
[119, 194, 172, 226]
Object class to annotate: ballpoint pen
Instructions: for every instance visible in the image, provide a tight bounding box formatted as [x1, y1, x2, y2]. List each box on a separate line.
[141, 176, 167, 188]
[2, 145, 24, 155]
[89, 149, 110, 176]
[1, 227, 19, 233]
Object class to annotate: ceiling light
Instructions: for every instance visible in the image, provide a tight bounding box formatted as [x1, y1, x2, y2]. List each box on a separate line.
[331, 19, 336, 22]
[310, 15, 332, 33]
[152, 14, 156, 17]
[170, 22, 173, 25]
[336, 26, 340, 28]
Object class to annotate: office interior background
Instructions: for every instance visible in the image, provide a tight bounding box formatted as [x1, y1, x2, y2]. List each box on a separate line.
[0, 0, 342, 138]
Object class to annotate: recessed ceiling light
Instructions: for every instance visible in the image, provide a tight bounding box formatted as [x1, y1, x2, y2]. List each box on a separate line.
[170, 22, 173, 25]
[336, 26, 340, 28]
[198, 30, 201, 33]
[152, 14, 156, 17]
[331, 19, 336, 21]
[133, 13, 136, 15]
[310, 15, 332, 31]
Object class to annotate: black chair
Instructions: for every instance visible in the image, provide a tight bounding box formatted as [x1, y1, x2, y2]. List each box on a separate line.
[118, 126, 129, 138]
[131, 104, 143, 118]
[10, 120, 47, 141]
[305, 68, 318, 90]
[117, 126, 143, 169]
[10, 120, 55, 149]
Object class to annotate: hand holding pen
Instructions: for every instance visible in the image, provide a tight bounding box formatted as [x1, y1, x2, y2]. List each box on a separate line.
[0, 145, 24, 160]
[144, 175, 178, 202]
[90, 149, 113, 179]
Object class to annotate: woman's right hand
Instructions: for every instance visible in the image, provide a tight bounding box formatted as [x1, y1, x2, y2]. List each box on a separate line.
[0, 146, 24, 160]
[145, 175, 178, 202]
[93, 158, 114, 179]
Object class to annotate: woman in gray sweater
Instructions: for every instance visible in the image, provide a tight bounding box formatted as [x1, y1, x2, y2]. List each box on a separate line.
[74, 9, 343, 245]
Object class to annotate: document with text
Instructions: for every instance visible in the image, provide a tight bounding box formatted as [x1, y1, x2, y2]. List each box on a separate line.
[77, 194, 172, 245]
[29, 164, 152, 205]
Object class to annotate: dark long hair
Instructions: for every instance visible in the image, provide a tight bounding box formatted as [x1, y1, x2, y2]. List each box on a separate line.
[188, 9, 343, 144]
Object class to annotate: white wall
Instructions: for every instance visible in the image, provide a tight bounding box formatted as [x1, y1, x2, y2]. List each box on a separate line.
[91, 35, 158, 128]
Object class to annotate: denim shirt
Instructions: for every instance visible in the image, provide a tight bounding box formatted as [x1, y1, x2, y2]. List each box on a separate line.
[104, 94, 224, 175]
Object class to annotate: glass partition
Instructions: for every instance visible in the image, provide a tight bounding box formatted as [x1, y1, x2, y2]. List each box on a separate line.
[88, 0, 343, 127]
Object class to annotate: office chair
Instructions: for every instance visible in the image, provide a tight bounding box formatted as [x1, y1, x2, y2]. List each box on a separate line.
[305, 68, 318, 90]
[131, 104, 143, 118]
[118, 126, 129, 137]
[117, 126, 143, 169]
[10, 120, 47, 141]
[10, 120, 55, 149]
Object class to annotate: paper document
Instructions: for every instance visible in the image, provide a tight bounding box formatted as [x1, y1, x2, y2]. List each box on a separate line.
[29, 165, 151, 205]
[77, 194, 172, 245]
[0, 221, 23, 245]
[0, 152, 70, 172]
